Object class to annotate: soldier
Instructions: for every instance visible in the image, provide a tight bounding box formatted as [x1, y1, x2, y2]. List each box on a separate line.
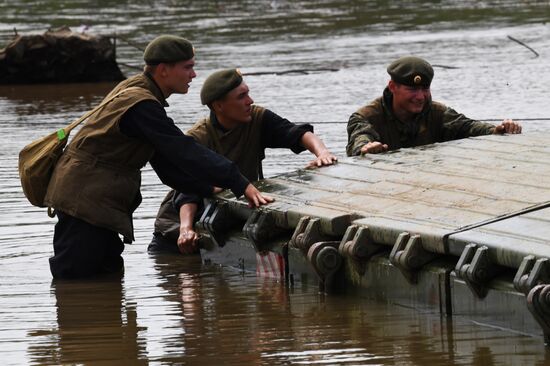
[149, 68, 338, 254]
[44, 36, 272, 279]
[346, 56, 522, 156]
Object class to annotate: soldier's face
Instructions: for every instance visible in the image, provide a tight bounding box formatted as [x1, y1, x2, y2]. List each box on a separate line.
[216, 82, 254, 124]
[390, 81, 431, 115]
[164, 57, 197, 95]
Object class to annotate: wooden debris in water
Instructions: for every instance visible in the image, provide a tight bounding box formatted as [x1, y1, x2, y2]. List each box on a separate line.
[0, 26, 125, 84]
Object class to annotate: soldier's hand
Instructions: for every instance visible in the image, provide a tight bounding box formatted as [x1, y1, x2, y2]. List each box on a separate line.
[361, 141, 389, 154]
[307, 150, 338, 168]
[494, 119, 522, 134]
[212, 186, 224, 194]
[244, 183, 274, 208]
[177, 227, 200, 255]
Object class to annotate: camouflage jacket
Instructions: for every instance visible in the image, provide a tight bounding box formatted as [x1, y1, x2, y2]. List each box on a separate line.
[346, 87, 496, 156]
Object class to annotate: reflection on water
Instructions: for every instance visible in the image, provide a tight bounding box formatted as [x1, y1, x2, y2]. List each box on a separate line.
[1, 1, 550, 365]
[29, 277, 147, 365]
[22, 254, 550, 365]
[0, 83, 116, 123]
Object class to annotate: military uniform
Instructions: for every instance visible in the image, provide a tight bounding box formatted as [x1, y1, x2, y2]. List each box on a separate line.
[346, 88, 496, 156]
[150, 105, 313, 252]
[346, 56, 496, 156]
[46, 67, 250, 278]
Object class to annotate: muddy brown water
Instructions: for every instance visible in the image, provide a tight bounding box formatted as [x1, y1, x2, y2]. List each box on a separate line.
[1, 1, 550, 364]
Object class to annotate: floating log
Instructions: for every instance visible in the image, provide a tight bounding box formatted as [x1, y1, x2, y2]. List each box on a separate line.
[0, 26, 125, 84]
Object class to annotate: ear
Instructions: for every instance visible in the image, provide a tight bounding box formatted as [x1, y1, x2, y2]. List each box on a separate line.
[212, 100, 223, 113]
[154, 63, 169, 78]
[388, 79, 397, 93]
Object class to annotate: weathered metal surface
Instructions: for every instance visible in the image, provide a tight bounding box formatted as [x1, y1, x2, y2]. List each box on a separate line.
[200, 133, 550, 343]
[454, 243, 506, 298]
[207, 133, 550, 271]
[196, 201, 246, 248]
[287, 245, 319, 287]
[448, 207, 550, 270]
[345, 253, 453, 315]
[338, 225, 384, 276]
[307, 241, 342, 291]
[389, 232, 438, 284]
[200, 229, 287, 279]
[527, 284, 550, 344]
[243, 210, 289, 252]
[515, 257, 550, 295]
[451, 272, 543, 338]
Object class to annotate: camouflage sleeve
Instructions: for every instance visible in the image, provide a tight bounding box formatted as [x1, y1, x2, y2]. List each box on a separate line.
[440, 107, 496, 141]
[346, 112, 381, 156]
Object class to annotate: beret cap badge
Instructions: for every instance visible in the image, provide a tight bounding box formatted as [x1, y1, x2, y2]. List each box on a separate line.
[387, 56, 434, 87]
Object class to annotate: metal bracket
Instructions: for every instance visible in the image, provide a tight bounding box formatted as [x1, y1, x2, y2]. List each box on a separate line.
[527, 284, 550, 345]
[307, 241, 343, 293]
[514, 256, 550, 295]
[243, 210, 286, 253]
[196, 201, 241, 249]
[455, 243, 504, 299]
[290, 216, 329, 252]
[338, 225, 384, 275]
[389, 232, 437, 284]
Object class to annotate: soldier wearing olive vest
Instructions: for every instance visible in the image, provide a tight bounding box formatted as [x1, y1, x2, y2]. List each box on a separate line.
[45, 36, 272, 279]
[150, 68, 337, 255]
[346, 56, 522, 156]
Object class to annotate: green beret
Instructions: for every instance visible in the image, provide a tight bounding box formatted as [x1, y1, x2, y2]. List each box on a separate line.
[200, 68, 243, 105]
[143, 35, 194, 65]
[387, 56, 434, 87]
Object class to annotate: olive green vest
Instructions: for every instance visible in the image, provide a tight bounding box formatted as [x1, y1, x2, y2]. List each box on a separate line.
[187, 105, 266, 180]
[153, 106, 266, 239]
[45, 73, 167, 241]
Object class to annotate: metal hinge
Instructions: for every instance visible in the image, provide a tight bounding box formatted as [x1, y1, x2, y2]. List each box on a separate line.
[338, 225, 384, 275]
[242, 210, 287, 253]
[455, 243, 504, 299]
[527, 284, 550, 345]
[196, 201, 241, 248]
[307, 241, 342, 293]
[290, 216, 331, 252]
[389, 232, 437, 284]
[514, 256, 550, 295]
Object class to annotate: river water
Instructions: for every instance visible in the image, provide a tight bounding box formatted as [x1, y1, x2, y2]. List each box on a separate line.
[1, 1, 550, 365]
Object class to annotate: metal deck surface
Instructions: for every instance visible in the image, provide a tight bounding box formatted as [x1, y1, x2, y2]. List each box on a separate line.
[214, 133, 550, 270]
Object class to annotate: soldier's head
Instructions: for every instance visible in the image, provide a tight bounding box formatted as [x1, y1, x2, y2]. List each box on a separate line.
[143, 35, 196, 97]
[387, 56, 433, 116]
[200, 68, 254, 129]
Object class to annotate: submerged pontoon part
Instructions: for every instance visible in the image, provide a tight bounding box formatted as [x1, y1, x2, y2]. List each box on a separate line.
[200, 133, 550, 344]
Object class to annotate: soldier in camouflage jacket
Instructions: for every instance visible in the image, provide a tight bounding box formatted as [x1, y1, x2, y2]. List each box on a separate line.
[346, 56, 522, 156]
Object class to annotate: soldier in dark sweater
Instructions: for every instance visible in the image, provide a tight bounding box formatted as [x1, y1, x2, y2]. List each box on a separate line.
[150, 68, 337, 254]
[45, 37, 272, 279]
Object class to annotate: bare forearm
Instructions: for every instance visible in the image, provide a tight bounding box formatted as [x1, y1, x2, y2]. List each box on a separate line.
[301, 131, 338, 167]
[301, 131, 329, 156]
[179, 202, 198, 230]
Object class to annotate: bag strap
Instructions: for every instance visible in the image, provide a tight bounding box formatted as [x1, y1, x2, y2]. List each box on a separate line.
[55, 86, 143, 141]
